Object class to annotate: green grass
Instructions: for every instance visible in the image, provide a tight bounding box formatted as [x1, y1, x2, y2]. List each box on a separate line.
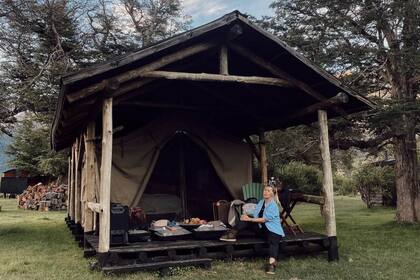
[1, 196, 419, 280]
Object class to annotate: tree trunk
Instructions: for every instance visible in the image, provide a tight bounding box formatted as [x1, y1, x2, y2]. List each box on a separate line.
[394, 126, 419, 222]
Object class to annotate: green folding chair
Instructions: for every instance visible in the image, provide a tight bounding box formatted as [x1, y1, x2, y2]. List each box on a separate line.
[242, 182, 264, 201]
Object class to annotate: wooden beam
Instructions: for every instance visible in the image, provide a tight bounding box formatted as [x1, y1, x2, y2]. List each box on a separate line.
[139, 71, 293, 87]
[276, 93, 349, 127]
[259, 131, 268, 186]
[62, 98, 97, 119]
[288, 92, 348, 121]
[318, 110, 336, 237]
[84, 122, 96, 232]
[66, 42, 217, 103]
[229, 44, 347, 115]
[219, 45, 229, 75]
[98, 97, 113, 253]
[300, 194, 325, 205]
[87, 202, 102, 213]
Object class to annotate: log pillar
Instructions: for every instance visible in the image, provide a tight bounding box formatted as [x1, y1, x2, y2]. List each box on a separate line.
[67, 155, 72, 219]
[74, 137, 81, 224]
[259, 131, 268, 186]
[84, 122, 96, 232]
[98, 97, 113, 253]
[70, 143, 76, 220]
[318, 110, 338, 261]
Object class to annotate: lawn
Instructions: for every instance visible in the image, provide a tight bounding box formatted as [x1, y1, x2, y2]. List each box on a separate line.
[0, 196, 419, 280]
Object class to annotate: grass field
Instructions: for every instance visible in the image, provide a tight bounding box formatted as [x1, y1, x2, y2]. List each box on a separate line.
[0, 196, 419, 280]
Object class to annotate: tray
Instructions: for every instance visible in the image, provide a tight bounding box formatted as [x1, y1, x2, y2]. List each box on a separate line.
[192, 226, 228, 240]
[152, 227, 192, 241]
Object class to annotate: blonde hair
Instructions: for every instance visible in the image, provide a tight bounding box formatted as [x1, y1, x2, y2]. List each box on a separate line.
[265, 184, 281, 207]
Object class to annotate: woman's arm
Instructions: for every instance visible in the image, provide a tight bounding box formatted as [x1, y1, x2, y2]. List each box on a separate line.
[240, 214, 266, 223]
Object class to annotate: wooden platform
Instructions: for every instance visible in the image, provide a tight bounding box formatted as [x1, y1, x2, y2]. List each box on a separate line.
[83, 231, 330, 274]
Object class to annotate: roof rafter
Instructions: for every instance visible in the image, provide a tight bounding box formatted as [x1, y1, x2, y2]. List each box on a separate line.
[66, 42, 218, 103]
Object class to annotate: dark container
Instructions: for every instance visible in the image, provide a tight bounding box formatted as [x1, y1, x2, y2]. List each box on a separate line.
[128, 230, 150, 243]
[111, 203, 130, 231]
[192, 228, 228, 240]
[110, 229, 128, 245]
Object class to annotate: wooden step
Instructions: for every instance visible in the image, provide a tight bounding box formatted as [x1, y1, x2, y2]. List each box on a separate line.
[102, 258, 212, 273]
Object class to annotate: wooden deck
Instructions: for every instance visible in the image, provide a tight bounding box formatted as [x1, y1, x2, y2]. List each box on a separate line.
[82, 230, 330, 274]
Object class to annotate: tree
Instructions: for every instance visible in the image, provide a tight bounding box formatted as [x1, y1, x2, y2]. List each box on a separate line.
[6, 116, 68, 177]
[261, 0, 420, 222]
[0, 0, 190, 177]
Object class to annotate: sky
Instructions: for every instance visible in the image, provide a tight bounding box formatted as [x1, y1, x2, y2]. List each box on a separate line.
[182, 0, 274, 27]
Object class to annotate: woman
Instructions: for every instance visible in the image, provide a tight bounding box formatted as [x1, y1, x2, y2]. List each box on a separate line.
[220, 185, 285, 274]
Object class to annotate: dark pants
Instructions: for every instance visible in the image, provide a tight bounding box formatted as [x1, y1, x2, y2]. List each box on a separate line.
[235, 221, 282, 259]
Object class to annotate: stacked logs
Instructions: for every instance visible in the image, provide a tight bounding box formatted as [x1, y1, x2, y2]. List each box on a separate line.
[17, 182, 68, 211]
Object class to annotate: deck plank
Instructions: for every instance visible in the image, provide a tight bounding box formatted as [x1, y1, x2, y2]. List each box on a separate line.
[85, 231, 327, 253]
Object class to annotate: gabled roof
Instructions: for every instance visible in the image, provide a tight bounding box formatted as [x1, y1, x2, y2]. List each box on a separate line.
[52, 10, 374, 151]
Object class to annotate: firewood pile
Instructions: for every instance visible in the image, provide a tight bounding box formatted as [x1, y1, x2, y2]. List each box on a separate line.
[17, 182, 68, 211]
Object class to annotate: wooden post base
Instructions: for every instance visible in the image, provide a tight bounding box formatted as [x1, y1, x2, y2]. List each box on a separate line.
[327, 236, 339, 262]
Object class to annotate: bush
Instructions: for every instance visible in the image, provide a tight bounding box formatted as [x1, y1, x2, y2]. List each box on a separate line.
[334, 174, 356, 196]
[274, 161, 322, 195]
[353, 165, 396, 208]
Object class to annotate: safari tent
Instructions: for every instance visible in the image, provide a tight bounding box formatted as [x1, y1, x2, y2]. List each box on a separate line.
[52, 11, 373, 273]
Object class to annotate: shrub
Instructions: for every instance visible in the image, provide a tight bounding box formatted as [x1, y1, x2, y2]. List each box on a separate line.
[274, 161, 322, 195]
[334, 174, 356, 196]
[353, 165, 396, 208]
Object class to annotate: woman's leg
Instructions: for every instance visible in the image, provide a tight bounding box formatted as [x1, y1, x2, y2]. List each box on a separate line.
[267, 231, 281, 262]
[264, 231, 281, 274]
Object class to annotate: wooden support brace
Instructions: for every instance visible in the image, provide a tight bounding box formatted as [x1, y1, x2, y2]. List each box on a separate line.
[229, 43, 348, 116]
[87, 202, 102, 213]
[219, 45, 229, 75]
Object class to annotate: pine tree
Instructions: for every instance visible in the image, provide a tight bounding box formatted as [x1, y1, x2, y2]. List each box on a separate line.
[261, 0, 420, 222]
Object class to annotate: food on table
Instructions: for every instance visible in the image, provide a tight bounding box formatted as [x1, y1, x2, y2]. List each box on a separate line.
[182, 217, 206, 225]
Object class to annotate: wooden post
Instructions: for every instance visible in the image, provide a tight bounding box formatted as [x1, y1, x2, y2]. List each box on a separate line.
[74, 137, 81, 224]
[84, 122, 96, 232]
[318, 110, 338, 261]
[219, 45, 228, 75]
[70, 143, 76, 220]
[259, 131, 268, 186]
[98, 97, 113, 253]
[67, 155, 71, 218]
[179, 136, 187, 218]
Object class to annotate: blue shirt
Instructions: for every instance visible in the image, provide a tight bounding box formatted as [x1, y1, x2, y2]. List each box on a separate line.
[253, 199, 285, 237]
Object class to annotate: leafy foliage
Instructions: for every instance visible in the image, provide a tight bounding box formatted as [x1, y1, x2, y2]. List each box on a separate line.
[334, 174, 356, 196]
[274, 161, 323, 195]
[353, 165, 396, 208]
[6, 117, 67, 177]
[0, 0, 191, 176]
[259, 0, 419, 221]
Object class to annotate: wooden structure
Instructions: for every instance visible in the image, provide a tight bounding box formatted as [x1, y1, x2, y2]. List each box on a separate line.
[54, 11, 373, 273]
[0, 169, 47, 197]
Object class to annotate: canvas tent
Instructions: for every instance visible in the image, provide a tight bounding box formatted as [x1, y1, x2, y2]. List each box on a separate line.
[110, 113, 251, 216]
[53, 10, 374, 270]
